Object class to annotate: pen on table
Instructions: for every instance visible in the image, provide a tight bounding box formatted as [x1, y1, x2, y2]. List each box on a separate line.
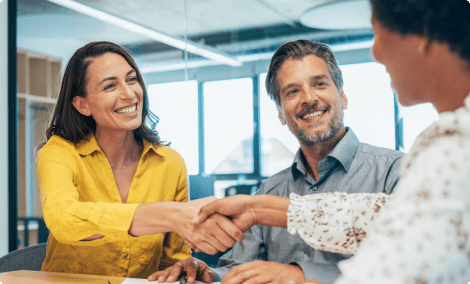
[179, 272, 187, 284]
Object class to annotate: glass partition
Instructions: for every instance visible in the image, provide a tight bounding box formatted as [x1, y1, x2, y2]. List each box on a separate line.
[147, 80, 199, 175]
[203, 78, 254, 175]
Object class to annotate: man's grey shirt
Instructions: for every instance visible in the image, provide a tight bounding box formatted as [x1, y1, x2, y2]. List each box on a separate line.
[214, 128, 404, 284]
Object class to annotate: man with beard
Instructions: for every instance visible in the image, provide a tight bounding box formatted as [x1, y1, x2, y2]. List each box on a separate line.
[150, 40, 404, 284]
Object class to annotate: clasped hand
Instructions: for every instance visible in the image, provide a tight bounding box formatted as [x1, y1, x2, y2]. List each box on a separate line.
[174, 197, 249, 255]
[178, 195, 258, 254]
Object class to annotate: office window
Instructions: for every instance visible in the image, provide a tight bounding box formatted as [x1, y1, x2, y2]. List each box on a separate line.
[147, 81, 199, 175]
[204, 78, 254, 174]
[259, 73, 298, 177]
[341, 62, 395, 150]
[401, 103, 438, 152]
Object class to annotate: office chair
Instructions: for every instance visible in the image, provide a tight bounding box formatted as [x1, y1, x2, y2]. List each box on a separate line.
[0, 243, 46, 272]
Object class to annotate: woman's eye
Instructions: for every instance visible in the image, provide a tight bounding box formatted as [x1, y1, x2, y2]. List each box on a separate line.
[104, 83, 115, 90]
[130, 76, 138, 81]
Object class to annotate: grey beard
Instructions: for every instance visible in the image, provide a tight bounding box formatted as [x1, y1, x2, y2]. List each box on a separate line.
[294, 119, 344, 146]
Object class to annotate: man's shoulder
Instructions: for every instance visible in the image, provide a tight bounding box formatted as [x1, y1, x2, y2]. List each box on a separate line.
[356, 142, 405, 159]
[258, 167, 293, 196]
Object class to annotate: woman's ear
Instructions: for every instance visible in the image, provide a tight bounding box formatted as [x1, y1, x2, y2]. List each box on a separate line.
[72, 96, 92, 116]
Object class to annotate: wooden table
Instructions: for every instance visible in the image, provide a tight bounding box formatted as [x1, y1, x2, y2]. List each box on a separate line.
[0, 270, 128, 283]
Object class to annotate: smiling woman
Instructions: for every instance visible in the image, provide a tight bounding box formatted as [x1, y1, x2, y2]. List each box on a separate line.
[36, 41, 244, 278]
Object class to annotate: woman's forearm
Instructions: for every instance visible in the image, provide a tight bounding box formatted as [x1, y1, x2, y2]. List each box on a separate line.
[128, 202, 188, 236]
[249, 195, 290, 228]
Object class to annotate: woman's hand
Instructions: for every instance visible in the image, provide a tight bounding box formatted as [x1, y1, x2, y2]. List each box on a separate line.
[174, 197, 245, 254]
[193, 195, 258, 232]
[148, 257, 215, 283]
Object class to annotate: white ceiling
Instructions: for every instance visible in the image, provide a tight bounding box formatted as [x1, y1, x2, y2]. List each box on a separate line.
[17, 0, 373, 72]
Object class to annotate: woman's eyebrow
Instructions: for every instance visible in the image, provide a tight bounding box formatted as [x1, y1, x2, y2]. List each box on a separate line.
[97, 70, 136, 86]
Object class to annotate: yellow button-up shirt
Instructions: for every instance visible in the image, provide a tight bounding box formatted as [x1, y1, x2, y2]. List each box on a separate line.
[38, 134, 191, 278]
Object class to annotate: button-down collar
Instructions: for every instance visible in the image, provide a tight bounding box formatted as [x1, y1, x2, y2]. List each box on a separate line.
[75, 133, 166, 157]
[291, 127, 360, 180]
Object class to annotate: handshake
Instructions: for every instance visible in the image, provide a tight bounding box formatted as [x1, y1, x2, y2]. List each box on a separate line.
[179, 194, 282, 255]
[148, 194, 298, 283]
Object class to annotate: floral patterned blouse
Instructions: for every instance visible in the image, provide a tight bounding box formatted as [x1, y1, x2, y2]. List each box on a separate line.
[288, 93, 470, 284]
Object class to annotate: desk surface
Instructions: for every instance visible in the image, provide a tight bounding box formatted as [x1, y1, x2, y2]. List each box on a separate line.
[0, 270, 128, 284]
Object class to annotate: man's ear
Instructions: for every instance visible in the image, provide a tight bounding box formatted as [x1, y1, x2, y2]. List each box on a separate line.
[72, 96, 92, 116]
[277, 107, 286, 126]
[340, 89, 348, 110]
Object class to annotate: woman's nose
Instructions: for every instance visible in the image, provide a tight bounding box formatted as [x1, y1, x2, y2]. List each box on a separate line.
[121, 84, 135, 99]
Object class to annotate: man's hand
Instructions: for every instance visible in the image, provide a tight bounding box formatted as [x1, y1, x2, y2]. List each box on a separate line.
[174, 197, 245, 255]
[193, 195, 258, 232]
[148, 257, 215, 283]
[220, 260, 306, 284]
[178, 213, 245, 254]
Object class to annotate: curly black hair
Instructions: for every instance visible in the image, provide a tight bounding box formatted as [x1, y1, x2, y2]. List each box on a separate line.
[369, 0, 470, 64]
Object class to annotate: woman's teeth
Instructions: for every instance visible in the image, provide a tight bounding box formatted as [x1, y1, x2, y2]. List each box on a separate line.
[115, 105, 137, 114]
[302, 110, 326, 120]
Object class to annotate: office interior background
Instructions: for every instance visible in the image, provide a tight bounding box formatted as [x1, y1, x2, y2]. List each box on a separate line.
[0, 0, 439, 257]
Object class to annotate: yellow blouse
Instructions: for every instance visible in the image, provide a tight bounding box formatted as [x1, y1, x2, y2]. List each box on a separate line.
[37, 134, 191, 278]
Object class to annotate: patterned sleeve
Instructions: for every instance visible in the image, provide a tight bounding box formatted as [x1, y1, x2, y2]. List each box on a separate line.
[334, 110, 470, 284]
[287, 191, 391, 254]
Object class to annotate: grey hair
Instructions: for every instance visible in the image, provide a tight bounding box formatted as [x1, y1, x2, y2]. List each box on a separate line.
[265, 40, 343, 107]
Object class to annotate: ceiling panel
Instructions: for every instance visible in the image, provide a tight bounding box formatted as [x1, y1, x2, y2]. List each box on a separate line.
[16, 0, 372, 68]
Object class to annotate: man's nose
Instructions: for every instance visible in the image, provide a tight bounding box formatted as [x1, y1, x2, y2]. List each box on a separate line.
[300, 89, 318, 105]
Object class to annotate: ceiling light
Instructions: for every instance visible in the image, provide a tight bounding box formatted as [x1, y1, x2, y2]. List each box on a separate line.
[46, 0, 242, 67]
[300, 0, 372, 30]
[139, 39, 373, 74]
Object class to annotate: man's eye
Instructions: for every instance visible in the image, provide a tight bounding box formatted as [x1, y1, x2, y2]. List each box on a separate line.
[316, 82, 325, 87]
[104, 83, 115, 90]
[287, 89, 298, 95]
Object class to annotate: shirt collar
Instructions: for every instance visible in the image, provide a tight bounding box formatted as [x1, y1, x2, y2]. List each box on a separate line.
[291, 127, 360, 178]
[464, 91, 470, 111]
[76, 133, 165, 157]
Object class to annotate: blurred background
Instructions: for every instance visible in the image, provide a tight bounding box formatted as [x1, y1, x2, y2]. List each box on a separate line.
[2, 0, 438, 258]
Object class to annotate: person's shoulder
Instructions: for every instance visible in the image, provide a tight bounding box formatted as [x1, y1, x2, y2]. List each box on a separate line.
[39, 135, 76, 155]
[357, 142, 405, 159]
[258, 167, 292, 195]
[152, 144, 182, 158]
[147, 144, 186, 167]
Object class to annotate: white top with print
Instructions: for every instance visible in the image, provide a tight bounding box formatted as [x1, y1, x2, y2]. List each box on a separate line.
[288, 192, 391, 254]
[288, 93, 470, 284]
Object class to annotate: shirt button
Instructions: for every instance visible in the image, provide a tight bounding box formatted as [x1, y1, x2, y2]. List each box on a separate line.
[310, 186, 318, 191]
[124, 254, 128, 259]
[113, 233, 118, 238]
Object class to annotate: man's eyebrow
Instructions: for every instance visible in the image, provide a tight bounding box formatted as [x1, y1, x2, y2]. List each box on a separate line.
[281, 83, 298, 94]
[97, 69, 136, 86]
[311, 74, 328, 81]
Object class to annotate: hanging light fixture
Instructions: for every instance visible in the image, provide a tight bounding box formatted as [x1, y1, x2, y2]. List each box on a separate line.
[299, 0, 372, 30]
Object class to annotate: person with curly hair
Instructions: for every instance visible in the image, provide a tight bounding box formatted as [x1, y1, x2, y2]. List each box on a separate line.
[151, 0, 470, 283]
